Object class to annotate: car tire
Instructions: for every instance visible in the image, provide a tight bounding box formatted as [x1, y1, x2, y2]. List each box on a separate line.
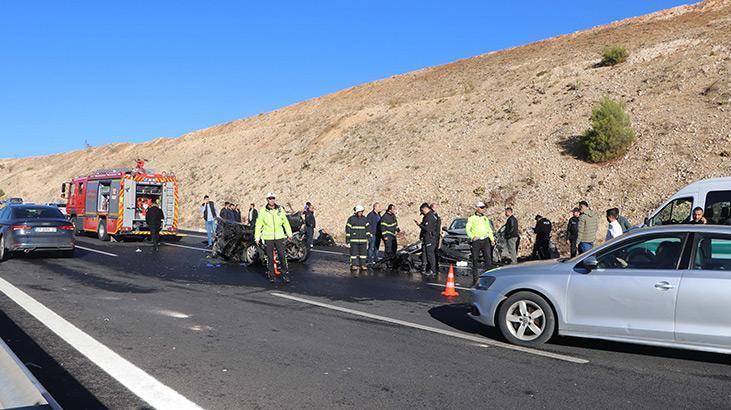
[0, 235, 8, 262]
[497, 291, 556, 347]
[97, 220, 109, 241]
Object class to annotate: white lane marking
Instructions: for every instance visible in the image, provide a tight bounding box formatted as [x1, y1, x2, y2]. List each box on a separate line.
[312, 249, 346, 256]
[155, 310, 191, 319]
[163, 243, 211, 252]
[75, 245, 118, 257]
[0, 277, 202, 410]
[426, 283, 473, 291]
[270, 292, 588, 364]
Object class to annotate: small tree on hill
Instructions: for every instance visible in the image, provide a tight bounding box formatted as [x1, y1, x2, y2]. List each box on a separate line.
[582, 97, 635, 163]
[599, 46, 629, 67]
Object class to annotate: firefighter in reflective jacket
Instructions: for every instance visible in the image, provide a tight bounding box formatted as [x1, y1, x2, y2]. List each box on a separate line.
[346, 205, 371, 271]
[380, 204, 399, 261]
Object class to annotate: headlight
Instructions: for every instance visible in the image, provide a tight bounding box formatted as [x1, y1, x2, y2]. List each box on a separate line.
[475, 275, 496, 290]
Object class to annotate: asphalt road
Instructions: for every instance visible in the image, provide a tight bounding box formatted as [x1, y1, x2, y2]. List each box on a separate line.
[0, 232, 730, 409]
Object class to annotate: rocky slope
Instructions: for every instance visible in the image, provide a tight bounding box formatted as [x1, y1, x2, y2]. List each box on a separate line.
[1, 0, 730, 251]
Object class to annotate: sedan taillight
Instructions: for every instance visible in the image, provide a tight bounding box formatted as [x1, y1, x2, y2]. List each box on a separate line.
[12, 224, 32, 231]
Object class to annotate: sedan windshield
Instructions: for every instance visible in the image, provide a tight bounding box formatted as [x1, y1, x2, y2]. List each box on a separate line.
[12, 207, 65, 219]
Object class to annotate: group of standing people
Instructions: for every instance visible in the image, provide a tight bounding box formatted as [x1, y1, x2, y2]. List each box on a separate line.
[346, 202, 408, 272]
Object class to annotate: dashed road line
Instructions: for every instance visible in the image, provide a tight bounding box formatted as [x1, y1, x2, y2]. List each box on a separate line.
[426, 283, 473, 291]
[270, 292, 588, 364]
[0, 277, 203, 410]
[311, 249, 346, 256]
[75, 245, 118, 257]
[163, 243, 212, 252]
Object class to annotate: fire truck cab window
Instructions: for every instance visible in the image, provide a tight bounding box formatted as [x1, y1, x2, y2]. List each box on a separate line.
[97, 182, 111, 212]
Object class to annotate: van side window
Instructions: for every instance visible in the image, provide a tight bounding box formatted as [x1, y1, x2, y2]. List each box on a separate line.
[704, 190, 731, 225]
[651, 197, 693, 226]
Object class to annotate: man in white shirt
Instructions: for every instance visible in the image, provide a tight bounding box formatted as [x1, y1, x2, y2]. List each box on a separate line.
[606, 209, 623, 241]
[201, 195, 217, 248]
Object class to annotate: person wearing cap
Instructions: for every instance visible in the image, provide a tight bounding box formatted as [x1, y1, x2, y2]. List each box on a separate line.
[255, 193, 293, 283]
[532, 215, 553, 260]
[380, 204, 400, 263]
[346, 205, 371, 272]
[466, 201, 495, 284]
[566, 208, 581, 257]
[414, 202, 439, 276]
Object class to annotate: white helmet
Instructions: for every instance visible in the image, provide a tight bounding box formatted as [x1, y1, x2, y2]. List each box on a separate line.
[266, 192, 276, 199]
[354, 204, 365, 213]
[476, 201, 486, 208]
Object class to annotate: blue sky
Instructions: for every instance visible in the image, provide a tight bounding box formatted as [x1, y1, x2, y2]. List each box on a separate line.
[0, 0, 695, 158]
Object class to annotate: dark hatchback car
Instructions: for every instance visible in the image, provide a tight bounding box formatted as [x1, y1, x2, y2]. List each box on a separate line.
[0, 204, 75, 260]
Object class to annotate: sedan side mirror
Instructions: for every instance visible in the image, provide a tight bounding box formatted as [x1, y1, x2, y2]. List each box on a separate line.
[441, 226, 448, 232]
[583, 256, 599, 271]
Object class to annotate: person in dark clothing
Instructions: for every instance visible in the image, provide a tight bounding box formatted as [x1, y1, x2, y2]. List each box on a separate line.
[247, 203, 258, 227]
[503, 207, 520, 264]
[201, 196, 217, 248]
[233, 204, 242, 223]
[532, 215, 552, 260]
[689, 207, 708, 224]
[366, 202, 382, 266]
[566, 208, 580, 257]
[303, 203, 316, 248]
[346, 205, 370, 272]
[380, 204, 399, 264]
[415, 203, 439, 276]
[145, 201, 165, 251]
[430, 203, 443, 269]
[220, 202, 231, 221]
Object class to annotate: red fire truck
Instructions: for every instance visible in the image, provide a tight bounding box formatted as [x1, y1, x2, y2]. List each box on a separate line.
[61, 160, 181, 241]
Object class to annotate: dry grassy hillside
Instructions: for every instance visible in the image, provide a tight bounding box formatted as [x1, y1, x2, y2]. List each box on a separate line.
[1, 0, 730, 250]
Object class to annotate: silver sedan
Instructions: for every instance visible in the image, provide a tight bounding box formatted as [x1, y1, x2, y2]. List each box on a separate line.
[469, 225, 731, 354]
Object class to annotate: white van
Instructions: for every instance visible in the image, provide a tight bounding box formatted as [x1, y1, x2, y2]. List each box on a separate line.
[645, 177, 731, 226]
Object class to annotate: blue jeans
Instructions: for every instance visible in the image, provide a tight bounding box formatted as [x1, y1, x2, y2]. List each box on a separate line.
[367, 235, 380, 264]
[578, 242, 593, 254]
[205, 219, 216, 246]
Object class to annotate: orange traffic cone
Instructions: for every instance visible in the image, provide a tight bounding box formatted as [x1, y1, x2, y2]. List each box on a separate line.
[441, 264, 459, 297]
[273, 249, 281, 277]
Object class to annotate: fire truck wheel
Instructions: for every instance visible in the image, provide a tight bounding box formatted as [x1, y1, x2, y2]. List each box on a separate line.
[97, 220, 110, 241]
[70, 216, 81, 235]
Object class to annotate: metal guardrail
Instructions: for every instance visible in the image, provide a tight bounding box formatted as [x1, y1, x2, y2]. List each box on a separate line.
[0, 337, 61, 409]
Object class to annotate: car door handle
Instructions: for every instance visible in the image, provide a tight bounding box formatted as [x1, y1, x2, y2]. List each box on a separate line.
[654, 281, 674, 291]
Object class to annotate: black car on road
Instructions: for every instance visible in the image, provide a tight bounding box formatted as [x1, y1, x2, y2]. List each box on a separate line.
[0, 204, 75, 261]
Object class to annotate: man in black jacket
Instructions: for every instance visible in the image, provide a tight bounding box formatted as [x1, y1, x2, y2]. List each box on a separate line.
[145, 201, 165, 251]
[201, 195, 217, 248]
[247, 203, 258, 227]
[415, 203, 439, 276]
[566, 208, 580, 257]
[532, 215, 552, 260]
[503, 207, 520, 264]
[303, 202, 316, 248]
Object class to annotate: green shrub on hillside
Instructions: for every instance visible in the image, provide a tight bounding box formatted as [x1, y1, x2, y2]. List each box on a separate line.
[582, 97, 635, 163]
[599, 46, 629, 66]
[0, 189, 5, 198]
